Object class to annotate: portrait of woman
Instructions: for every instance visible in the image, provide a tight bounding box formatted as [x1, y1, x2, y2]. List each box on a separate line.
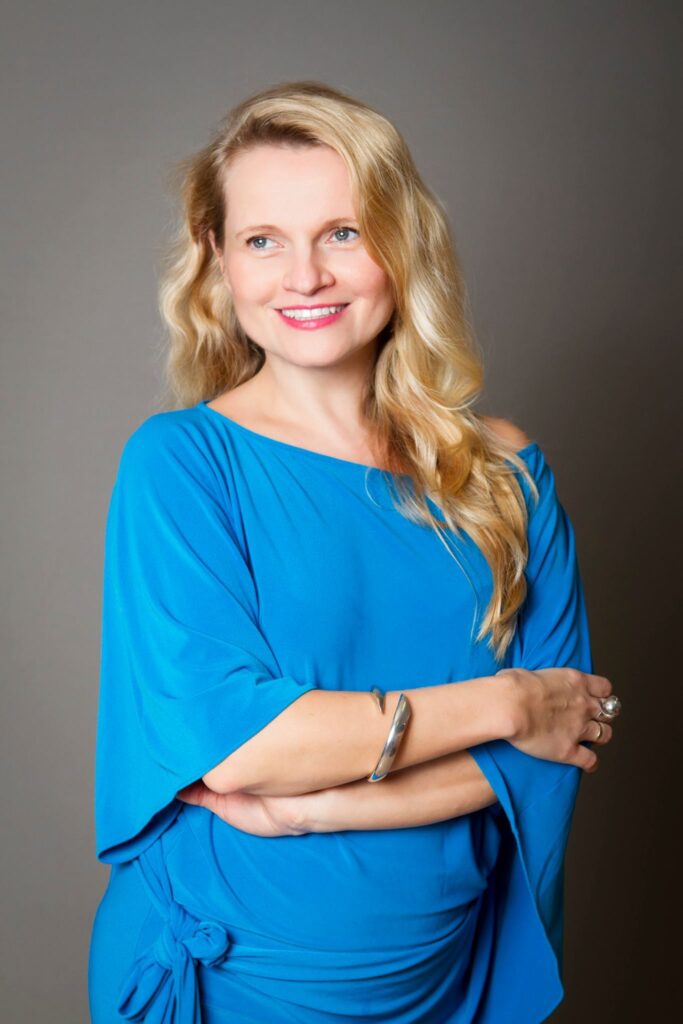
[88, 80, 621, 1023]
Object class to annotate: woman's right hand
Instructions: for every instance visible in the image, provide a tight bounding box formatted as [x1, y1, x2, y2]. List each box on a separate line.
[498, 667, 617, 772]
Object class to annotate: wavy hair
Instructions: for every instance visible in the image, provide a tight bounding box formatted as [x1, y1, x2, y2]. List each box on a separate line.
[155, 79, 539, 661]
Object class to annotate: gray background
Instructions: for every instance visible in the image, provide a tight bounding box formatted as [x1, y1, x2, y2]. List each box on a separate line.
[2, 1, 679, 1020]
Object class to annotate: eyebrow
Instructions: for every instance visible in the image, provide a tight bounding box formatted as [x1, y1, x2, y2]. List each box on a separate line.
[235, 216, 358, 239]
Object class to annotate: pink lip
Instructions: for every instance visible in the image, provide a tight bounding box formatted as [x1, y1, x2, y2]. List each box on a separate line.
[277, 303, 348, 309]
[276, 304, 349, 330]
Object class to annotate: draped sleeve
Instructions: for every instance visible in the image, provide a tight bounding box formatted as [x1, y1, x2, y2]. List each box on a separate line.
[467, 444, 595, 1023]
[93, 414, 318, 865]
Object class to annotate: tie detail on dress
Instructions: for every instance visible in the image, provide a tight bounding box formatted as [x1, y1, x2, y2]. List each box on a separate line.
[116, 830, 232, 1022]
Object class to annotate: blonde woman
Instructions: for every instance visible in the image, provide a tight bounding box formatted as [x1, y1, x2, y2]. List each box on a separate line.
[88, 81, 620, 1023]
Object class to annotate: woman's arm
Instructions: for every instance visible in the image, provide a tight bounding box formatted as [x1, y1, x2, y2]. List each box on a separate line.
[179, 748, 498, 836]
[288, 749, 497, 833]
[203, 675, 518, 797]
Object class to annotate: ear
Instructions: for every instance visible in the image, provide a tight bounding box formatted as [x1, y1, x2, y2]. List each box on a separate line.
[207, 229, 230, 291]
[208, 228, 221, 262]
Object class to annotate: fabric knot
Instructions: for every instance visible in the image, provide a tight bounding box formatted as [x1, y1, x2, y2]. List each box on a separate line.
[152, 900, 232, 969]
[117, 898, 231, 1023]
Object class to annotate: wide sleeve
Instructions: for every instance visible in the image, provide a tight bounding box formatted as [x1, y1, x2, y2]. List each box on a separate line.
[466, 445, 595, 1023]
[93, 415, 318, 865]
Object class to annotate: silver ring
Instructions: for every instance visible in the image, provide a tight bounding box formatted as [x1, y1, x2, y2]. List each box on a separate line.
[594, 721, 604, 741]
[597, 695, 621, 720]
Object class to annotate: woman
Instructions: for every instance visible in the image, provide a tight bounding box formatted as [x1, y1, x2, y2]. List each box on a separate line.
[88, 80, 620, 1023]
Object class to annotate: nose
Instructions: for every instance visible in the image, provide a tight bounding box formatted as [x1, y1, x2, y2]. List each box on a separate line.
[281, 244, 335, 295]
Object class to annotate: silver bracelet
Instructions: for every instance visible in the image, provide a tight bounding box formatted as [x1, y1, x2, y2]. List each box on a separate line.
[369, 686, 386, 713]
[367, 690, 412, 782]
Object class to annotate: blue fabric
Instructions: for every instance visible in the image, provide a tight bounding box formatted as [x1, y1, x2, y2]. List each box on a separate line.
[89, 401, 593, 1023]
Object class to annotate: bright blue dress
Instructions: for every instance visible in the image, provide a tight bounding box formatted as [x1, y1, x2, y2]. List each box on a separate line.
[88, 400, 594, 1023]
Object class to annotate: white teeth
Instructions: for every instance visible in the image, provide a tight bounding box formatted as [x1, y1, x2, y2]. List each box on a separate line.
[280, 305, 346, 320]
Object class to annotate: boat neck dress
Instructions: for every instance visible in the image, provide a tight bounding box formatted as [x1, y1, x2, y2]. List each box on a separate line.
[88, 399, 594, 1024]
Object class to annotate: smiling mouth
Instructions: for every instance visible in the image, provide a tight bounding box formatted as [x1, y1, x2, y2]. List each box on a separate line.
[277, 304, 349, 321]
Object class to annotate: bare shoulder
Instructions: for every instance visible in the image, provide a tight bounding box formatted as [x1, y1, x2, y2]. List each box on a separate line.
[479, 415, 533, 450]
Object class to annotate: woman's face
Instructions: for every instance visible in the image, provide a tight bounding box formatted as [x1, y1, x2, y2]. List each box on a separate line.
[211, 143, 395, 369]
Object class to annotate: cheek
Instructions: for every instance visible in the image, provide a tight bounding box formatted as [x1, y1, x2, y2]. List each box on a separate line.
[348, 254, 392, 303]
[225, 256, 276, 302]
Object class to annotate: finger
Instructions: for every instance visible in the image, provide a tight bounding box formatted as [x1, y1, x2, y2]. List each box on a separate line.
[581, 720, 613, 744]
[571, 743, 599, 773]
[585, 674, 613, 698]
[177, 781, 212, 808]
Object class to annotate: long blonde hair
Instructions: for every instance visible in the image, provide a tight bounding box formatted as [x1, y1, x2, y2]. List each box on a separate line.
[156, 79, 539, 661]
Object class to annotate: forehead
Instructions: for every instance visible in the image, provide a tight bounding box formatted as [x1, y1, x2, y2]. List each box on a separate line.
[222, 143, 355, 222]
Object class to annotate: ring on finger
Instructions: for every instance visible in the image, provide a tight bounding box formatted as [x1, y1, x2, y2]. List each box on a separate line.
[593, 720, 604, 741]
[597, 695, 622, 720]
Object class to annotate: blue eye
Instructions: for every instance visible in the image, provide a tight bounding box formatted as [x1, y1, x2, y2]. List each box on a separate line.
[332, 226, 360, 242]
[245, 236, 275, 250]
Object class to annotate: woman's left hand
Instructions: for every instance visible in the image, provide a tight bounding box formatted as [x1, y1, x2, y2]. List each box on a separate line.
[175, 780, 310, 837]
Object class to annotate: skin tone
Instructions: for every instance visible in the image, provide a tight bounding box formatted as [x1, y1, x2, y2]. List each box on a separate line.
[176, 142, 617, 837]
